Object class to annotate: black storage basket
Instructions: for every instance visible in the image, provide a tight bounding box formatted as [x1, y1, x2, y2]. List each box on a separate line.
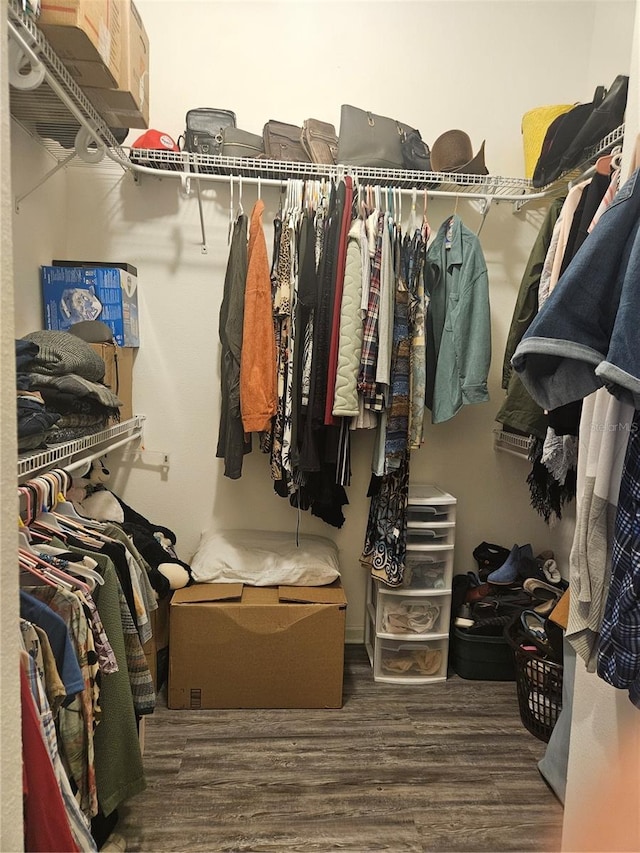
[505, 617, 563, 743]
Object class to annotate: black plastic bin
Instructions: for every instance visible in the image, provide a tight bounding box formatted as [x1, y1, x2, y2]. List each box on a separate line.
[451, 626, 516, 681]
[505, 617, 563, 743]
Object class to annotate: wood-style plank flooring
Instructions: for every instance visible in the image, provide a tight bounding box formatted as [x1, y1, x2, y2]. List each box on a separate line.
[118, 645, 563, 853]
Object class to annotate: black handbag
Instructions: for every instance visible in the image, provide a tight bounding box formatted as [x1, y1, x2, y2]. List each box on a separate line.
[400, 128, 431, 171]
[184, 108, 236, 156]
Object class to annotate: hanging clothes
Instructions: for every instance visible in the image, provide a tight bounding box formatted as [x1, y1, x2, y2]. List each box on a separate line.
[407, 228, 427, 450]
[360, 452, 410, 587]
[360, 230, 415, 586]
[20, 663, 82, 853]
[497, 197, 565, 440]
[425, 214, 491, 424]
[332, 217, 366, 419]
[270, 207, 294, 484]
[217, 212, 251, 479]
[325, 175, 354, 425]
[240, 199, 277, 434]
[384, 235, 411, 468]
[291, 208, 319, 466]
[597, 408, 640, 707]
[358, 210, 386, 412]
[566, 389, 633, 670]
[512, 168, 640, 410]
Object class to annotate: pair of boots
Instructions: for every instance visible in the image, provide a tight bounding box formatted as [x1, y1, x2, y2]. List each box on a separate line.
[487, 544, 561, 586]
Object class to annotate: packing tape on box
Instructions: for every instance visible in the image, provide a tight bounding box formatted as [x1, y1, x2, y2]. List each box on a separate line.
[74, 127, 105, 164]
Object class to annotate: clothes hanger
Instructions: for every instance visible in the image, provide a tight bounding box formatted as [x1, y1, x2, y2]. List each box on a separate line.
[19, 548, 81, 591]
[18, 529, 34, 551]
[18, 486, 34, 526]
[237, 174, 244, 217]
[595, 153, 614, 175]
[34, 545, 104, 588]
[55, 498, 103, 527]
[48, 514, 111, 547]
[19, 554, 59, 589]
[277, 183, 285, 219]
[409, 188, 417, 235]
[25, 523, 52, 543]
[228, 174, 234, 245]
[445, 197, 459, 249]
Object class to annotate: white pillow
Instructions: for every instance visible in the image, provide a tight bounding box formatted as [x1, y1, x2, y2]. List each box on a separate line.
[190, 529, 340, 586]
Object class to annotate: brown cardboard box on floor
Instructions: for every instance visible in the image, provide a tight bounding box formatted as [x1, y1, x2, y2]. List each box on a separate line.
[89, 343, 134, 420]
[38, 0, 123, 89]
[143, 595, 170, 690]
[168, 581, 347, 710]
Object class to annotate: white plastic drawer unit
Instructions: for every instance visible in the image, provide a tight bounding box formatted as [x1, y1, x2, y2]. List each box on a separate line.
[407, 483, 457, 525]
[375, 637, 449, 683]
[375, 589, 452, 638]
[404, 546, 454, 591]
[406, 521, 455, 547]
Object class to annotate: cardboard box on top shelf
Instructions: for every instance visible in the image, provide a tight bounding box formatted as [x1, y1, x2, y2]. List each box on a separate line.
[38, 0, 123, 90]
[83, 0, 150, 129]
[42, 261, 139, 347]
[168, 581, 347, 710]
[89, 342, 134, 421]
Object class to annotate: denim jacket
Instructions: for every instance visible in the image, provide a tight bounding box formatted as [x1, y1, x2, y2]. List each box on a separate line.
[512, 169, 640, 410]
[426, 215, 491, 424]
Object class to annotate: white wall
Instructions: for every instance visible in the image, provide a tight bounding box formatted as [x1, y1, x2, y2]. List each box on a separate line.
[12, 123, 68, 332]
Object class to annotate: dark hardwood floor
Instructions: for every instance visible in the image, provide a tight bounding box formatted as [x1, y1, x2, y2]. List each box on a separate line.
[118, 645, 563, 853]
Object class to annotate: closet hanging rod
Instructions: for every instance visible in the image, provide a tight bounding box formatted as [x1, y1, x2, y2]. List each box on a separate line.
[125, 157, 530, 206]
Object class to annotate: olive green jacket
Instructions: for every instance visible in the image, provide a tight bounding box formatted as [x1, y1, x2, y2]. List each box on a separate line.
[496, 197, 565, 439]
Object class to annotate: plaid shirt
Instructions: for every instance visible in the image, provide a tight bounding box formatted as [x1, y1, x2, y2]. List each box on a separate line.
[597, 409, 640, 707]
[358, 212, 385, 411]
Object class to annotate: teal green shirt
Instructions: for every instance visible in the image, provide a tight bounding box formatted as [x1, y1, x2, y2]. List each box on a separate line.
[426, 215, 491, 423]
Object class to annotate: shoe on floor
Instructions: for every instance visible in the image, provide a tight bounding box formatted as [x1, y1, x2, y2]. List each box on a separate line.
[520, 609, 549, 646]
[487, 544, 533, 585]
[523, 577, 565, 598]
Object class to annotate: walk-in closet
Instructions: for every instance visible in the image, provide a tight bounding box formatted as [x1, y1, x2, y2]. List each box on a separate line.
[3, 1, 640, 851]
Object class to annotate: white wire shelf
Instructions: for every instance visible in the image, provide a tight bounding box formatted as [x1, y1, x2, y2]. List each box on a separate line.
[8, 0, 127, 153]
[493, 428, 533, 459]
[125, 122, 624, 202]
[8, 0, 624, 208]
[17, 416, 145, 482]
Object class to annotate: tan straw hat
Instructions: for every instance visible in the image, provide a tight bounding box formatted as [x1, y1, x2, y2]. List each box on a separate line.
[430, 129, 488, 175]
